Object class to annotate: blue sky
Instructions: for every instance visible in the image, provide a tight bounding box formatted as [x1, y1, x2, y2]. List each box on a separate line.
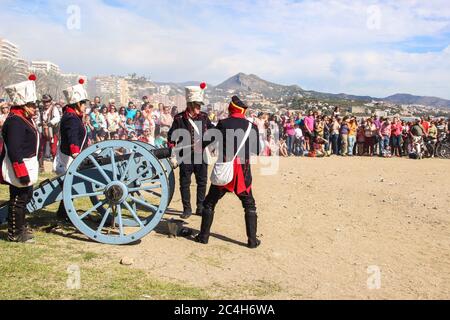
[1, 0, 449, 99]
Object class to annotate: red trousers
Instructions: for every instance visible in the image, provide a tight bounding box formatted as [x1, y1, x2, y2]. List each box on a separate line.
[39, 134, 58, 160]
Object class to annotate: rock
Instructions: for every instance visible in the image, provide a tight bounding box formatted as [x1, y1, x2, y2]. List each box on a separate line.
[335, 228, 342, 232]
[120, 257, 134, 266]
[379, 178, 384, 182]
[432, 206, 438, 210]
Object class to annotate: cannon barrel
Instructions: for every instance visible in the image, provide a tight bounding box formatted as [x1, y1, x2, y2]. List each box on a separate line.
[79, 147, 172, 171]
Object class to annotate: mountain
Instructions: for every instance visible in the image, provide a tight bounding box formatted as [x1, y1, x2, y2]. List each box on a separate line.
[214, 73, 450, 108]
[154, 73, 450, 108]
[214, 73, 304, 99]
[382, 94, 450, 108]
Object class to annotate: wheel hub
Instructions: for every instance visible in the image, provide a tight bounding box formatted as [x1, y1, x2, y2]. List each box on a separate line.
[105, 182, 128, 204]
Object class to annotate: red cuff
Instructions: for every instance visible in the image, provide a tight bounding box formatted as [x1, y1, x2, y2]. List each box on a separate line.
[13, 162, 29, 178]
[70, 144, 81, 155]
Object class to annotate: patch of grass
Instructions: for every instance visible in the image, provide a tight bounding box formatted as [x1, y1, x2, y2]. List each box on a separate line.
[81, 251, 99, 262]
[248, 280, 283, 297]
[0, 231, 208, 300]
[188, 252, 223, 269]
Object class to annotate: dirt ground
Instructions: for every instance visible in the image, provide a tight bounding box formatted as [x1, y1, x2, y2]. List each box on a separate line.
[75, 156, 449, 299]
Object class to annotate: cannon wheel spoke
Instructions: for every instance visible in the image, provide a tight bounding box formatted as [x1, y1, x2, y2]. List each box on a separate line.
[72, 191, 104, 199]
[79, 200, 106, 220]
[110, 147, 118, 181]
[88, 154, 112, 183]
[96, 207, 112, 234]
[122, 201, 144, 228]
[136, 190, 160, 204]
[120, 152, 135, 182]
[128, 182, 161, 193]
[72, 171, 106, 188]
[129, 195, 158, 213]
[131, 191, 158, 215]
[116, 205, 124, 236]
[144, 189, 162, 198]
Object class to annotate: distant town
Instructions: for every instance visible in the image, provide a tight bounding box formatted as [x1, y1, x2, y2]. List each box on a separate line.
[1, 36, 449, 119]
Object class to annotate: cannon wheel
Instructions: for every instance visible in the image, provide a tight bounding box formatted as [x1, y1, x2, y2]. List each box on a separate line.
[88, 141, 175, 218]
[63, 140, 169, 245]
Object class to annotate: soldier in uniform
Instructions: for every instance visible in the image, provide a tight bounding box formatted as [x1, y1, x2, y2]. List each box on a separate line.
[195, 96, 261, 248]
[168, 83, 214, 219]
[53, 79, 88, 221]
[1, 75, 40, 243]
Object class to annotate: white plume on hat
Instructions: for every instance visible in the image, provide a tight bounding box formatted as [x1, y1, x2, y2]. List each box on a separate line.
[5, 80, 37, 106]
[63, 82, 88, 105]
[185, 83, 207, 105]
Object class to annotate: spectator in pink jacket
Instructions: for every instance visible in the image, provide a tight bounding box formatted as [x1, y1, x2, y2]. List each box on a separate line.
[379, 118, 392, 157]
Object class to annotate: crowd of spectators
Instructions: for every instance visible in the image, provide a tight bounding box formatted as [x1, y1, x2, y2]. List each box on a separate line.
[1, 99, 448, 165]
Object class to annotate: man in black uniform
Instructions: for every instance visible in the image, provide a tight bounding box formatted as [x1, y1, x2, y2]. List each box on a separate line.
[168, 83, 214, 219]
[1, 75, 40, 243]
[195, 96, 261, 248]
[54, 79, 88, 221]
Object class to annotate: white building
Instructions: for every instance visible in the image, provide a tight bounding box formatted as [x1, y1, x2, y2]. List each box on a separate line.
[158, 85, 171, 95]
[30, 60, 60, 74]
[14, 58, 29, 77]
[0, 38, 19, 62]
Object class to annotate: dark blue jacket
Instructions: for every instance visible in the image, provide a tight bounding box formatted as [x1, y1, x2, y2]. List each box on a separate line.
[0, 108, 39, 180]
[60, 107, 87, 156]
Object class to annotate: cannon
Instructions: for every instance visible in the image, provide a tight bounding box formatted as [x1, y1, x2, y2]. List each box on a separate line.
[0, 140, 176, 245]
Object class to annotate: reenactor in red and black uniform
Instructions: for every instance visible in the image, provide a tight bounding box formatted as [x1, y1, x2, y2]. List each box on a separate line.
[1, 75, 40, 243]
[195, 96, 261, 248]
[168, 83, 214, 219]
[53, 79, 88, 221]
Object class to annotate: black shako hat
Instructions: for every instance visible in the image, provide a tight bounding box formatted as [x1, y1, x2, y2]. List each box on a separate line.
[229, 95, 248, 114]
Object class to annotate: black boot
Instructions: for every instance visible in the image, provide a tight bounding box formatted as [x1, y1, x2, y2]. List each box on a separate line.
[8, 196, 34, 243]
[195, 208, 215, 244]
[181, 210, 193, 220]
[245, 210, 261, 249]
[195, 206, 204, 216]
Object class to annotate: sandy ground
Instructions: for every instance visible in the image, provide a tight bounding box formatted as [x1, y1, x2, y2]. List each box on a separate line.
[65, 157, 450, 299]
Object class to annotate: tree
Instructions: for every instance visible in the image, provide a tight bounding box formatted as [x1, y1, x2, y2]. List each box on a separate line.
[0, 59, 23, 99]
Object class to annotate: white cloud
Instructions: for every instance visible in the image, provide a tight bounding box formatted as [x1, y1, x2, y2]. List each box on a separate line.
[0, 0, 449, 99]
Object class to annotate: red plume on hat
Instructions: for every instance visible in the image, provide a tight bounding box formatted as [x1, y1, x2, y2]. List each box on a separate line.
[200, 82, 207, 90]
[78, 78, 85, 85]
[28, 74, 37, 81]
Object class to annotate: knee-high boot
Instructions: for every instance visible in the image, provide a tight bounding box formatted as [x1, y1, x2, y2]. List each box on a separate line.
[245, 210, 261, 249]
[195, 208, 215, 244]
[8, 195, 34, 243]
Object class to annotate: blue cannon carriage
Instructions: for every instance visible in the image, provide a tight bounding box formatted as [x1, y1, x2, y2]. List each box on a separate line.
[0, 140, 176, 245]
